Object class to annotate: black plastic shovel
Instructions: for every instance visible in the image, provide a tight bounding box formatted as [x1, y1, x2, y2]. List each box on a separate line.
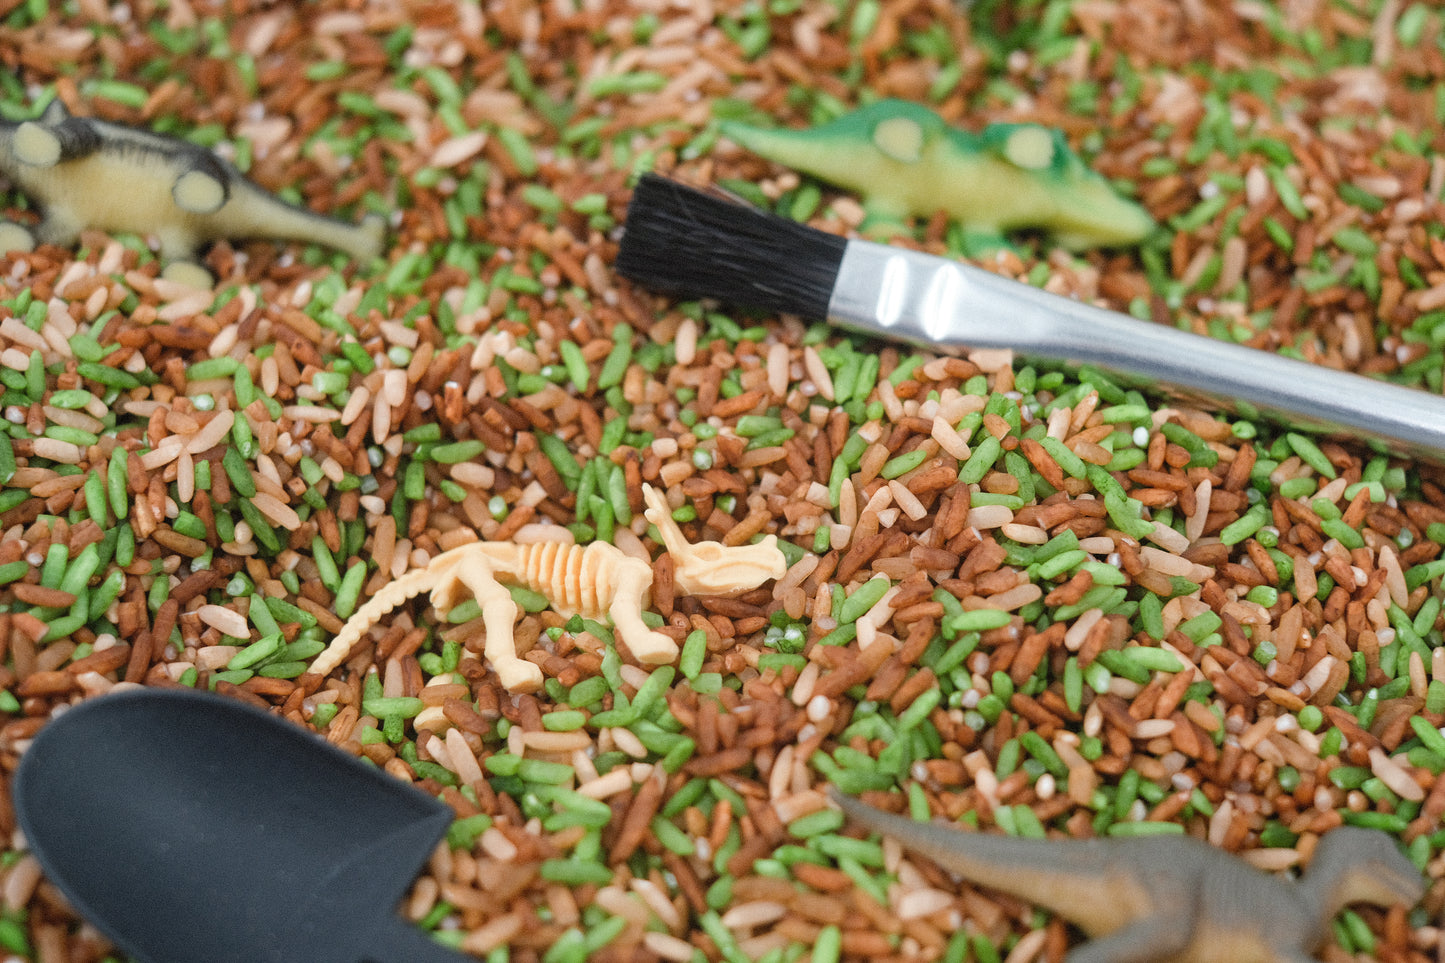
[12, 687, 470, 963]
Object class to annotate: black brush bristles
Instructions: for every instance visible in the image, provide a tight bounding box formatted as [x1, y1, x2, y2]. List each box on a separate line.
[616, 173, 847, 321]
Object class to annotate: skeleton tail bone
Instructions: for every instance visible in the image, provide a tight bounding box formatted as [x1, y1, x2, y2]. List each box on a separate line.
[310, 555, 456, 676]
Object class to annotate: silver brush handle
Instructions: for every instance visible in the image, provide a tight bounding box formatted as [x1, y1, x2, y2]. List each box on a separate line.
[832, 241, 1445, 459]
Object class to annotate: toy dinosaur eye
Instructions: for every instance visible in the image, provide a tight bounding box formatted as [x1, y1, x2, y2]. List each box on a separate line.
[1002, 126, 1055, 170]
[872, 116, 924, 163]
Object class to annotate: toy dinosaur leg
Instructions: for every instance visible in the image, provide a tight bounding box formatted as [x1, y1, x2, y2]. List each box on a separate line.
[607, 569, 678, 665]
[161, 260, 214, 288]
[1062, 914, 1189, 963]
[32, 210, 83, 249]
[446, 564, 543, 692]
[0, 223, 36, 254]
[155, 229, 213, 289]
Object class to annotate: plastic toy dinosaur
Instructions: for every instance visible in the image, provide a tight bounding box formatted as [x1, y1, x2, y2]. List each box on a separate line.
[314, 484, 787, 691]
[0, 100, 384, 287]
[719, 99, 1154, 250]
[831, 790, 1424, 963]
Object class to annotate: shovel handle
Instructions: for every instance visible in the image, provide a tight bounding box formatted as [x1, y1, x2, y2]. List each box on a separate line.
[360, 917, 470, 963]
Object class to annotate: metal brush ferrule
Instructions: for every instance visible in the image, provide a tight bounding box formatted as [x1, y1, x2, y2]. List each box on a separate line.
[829, 240, 1445, 460]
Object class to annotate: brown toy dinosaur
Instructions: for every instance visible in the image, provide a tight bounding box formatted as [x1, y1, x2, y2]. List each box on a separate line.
[831, 789, 1424, 963]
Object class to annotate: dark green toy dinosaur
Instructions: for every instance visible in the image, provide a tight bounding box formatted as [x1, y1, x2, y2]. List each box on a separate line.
[720, 99, 1155, 249]
[833, 789, 1425, 963]
[0, 100, 384, 287]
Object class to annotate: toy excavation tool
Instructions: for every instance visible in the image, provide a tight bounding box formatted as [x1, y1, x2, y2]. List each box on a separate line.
[13, 689, 468, 963]
[0, 100, 384, 286]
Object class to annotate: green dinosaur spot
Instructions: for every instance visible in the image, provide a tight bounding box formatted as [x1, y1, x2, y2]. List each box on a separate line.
[872, 116, 923, 163]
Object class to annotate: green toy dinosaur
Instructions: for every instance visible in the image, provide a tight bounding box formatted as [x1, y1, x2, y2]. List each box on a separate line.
[833, 790, 1425, 963]
[0, 100, 384, 287]
[719, 99, 1154, 250]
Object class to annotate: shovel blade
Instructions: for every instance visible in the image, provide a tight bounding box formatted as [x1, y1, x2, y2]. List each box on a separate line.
[14, 689, 455, 963]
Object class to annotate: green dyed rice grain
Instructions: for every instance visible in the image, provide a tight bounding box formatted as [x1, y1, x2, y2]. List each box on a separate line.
[835, 854, 890, 906]
[649, 816, 695, 855]
[787, 808, 845, 838]
[430, 440, 486, 464]
[582, 915, 627, 954]
[1426, 680, 1445, 715]
[364, 695, 424, 718]
[958, 433, 1002, 484]
[58, 545, 100, 597]
[597, 326, 633, 390]
[42, 613, 86, 643]
[1178, 610, 1222, 643]
[1219, 505, 1269, 545]
[951, 609, 1011, 632]
[187, 357, 239, 381]
[1122, 647, 1184, 673]
[45, 425, 98, 447]
[1320, 518, 1364, 550]
[333, 562, 367, 619]
[698, 911, 751, 963]
[311, 537, 341, 591]
[880, 447, 928, 479]
[228, 635, 283, 670]
[1036, 549, 1088, 580]
[1339, 810, 1408, 833]
[679, 628, 708, 680]
[896, 687, 940, 731]
[517, 757, 575, 784]
[837, 575, 890, 625]
[77, 361, 144, 391]
[0, 434, 13, 485]
[83, 470, 106, 526]
[245, 595, 279, 639]
[1285, 432, 1336, 479]
[88, 569, 125, 620]
[539, 858, 612, 886]
[630, 665, 675, 719]
[537, 434, 582, 489]
[932, 632, 978, 674]
[1040, 435, 1087, 478]
[812, 833, 884, 867]
[39, 543, 67, 589]
[1410, 716, 1445, 757]
[1019, 730, 1068, 779]
[102, 448, 130, 520]
[812, 926, 842, 963]
[222, 447, 256, 498]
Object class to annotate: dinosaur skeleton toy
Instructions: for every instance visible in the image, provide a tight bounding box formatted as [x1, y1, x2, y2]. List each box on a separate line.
[313, 485, 788, 692]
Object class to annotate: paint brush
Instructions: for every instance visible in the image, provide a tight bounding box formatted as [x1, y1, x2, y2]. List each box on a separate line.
[615, 173, 1445, 461]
